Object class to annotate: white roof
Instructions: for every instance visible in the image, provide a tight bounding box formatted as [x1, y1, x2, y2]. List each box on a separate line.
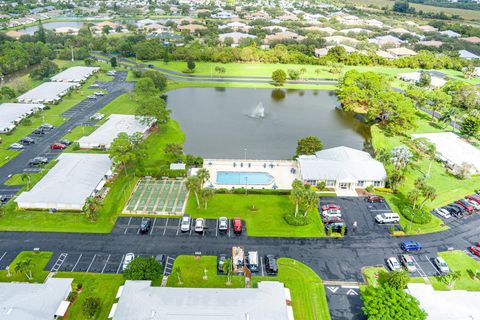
[398, 72, 447, 87]
[51, 66, 99, 82]
[0, 278, 72, 320]
[407, 283, 480, 320]
[113, 281, 290, 320]
[219, 32, 255, 41]
[459, 50, 480, 60]
[413, 132, 480, 173]
[16, 153, 112, 210]
[298, 146, 386, 182]
[0, 103, 44, 130]
[78, 114, 153, 149]
[170, 163, 186, 170]
[17, 82, 77, 103]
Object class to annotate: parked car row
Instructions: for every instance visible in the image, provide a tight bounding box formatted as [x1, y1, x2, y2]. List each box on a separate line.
[434, 191, 480, 219]
[469, 242, 480, 257]
[9, 125, 59, 150]
[179, 215, 243, 234]
[387, 252, 449, 274]
[218, 252, 278, 275]
[320, 203, 348, 234]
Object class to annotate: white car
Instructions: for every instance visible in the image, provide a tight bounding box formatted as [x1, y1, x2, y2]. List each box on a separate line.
[434, 256, 450, 273]
[465, 199, 480, 210]
[434, 208, 451, 219]
[194, 218, 205, 233]
[9, 143, 24, 150]
[218, 217, 228, 231]
[322, 209, 341, 215]
[94, 91, 105, 96]
[387, 257, 402, 271]
[122, 253, 135, 271]
[180, 215, 191, 232]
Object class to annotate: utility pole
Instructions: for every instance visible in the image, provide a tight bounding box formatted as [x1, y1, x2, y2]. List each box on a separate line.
[71, 46, 74, 62]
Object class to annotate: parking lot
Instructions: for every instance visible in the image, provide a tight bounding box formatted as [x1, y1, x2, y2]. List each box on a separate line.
[113, 216, 248, 239]
[319, 196, 399, 236]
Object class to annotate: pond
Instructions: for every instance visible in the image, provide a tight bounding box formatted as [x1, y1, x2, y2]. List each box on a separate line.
[18, 21, 84, 35]
[166, 88, 371, 159]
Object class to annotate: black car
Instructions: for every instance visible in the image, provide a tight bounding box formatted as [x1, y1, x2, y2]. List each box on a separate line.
[217, 254, 227, 272]
[147, 64, 155, 68]
[325, 222, 348, 234]
[139, 218, 152, 234]
[444, 205, 464, 218]
[40, 124, 54, 130]
[450, 203, 467, 213]
[0, 195, 12, 205]
[20, 137, 35, 145]
[265, 255, 278, 275]
[59, 139, 72, 146]
[32, 128, 46, 135]
[28, 157, 48, 166]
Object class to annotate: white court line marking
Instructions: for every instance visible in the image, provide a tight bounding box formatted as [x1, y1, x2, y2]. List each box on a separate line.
[176, 218, 181, 235]
[71, 254, 83, 272]
[124, 217, 132, 234]
[260, 256, 264, 277]
[215, 219, 218, 237]
[150, 218, 156, 235]
[116, 255, 125, 274]
[86, 254, 97, 273]
[0, 252, 7, 264]
[101, 254, 111, 274]
[163, 218, 169, 236]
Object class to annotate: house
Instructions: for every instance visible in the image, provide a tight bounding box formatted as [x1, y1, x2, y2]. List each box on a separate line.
[136, 18, 157, 27]
[78, 114, 154, 150]
[418, 40, 443, 48]
[17, 82, 78, 104]
[245, 11, 271, 20]
[16, 153, 113, 210]
[440, 30, 461, 38]
[376, 50, 396, 59]
[264, 25, 288, 33]
[212, 11, 238, 19]
[461, 36, 480, 44]
[219, 32, 255, 45]
[386, 47, 417, 57]
[219, 21, 250, 31]
[389, 27, 412, 35]
[339, 28, 371, 34]
[398, 71, 447, 88]
[459, 50, 480, 60]
[0, 278, 73, 320]
[324, 35, 359, 46]
[265, 31, 305, 43]
[369, 35, 404, 47]
[297, 146, 387, 192]
[0, 103, 45, 133]
[364, 19, 383, 28]
[304, 26, 336, 34]
[5, 30, 25, 39]
[51, 66, 99, 83]
[177, 24, 207, 33]
[110, 281, 293, 320]
[315, 45, 357, 57]
[418, 25, 438, 32]
[96, 21, 120, 29]
[140, 23, 168, 34]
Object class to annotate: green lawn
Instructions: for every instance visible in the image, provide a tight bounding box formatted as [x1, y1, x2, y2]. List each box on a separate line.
[371, 113, 480, 234]
[186, 194, 326, 237]
[98, 93, 138, 116]
[252, 258, 331, 320]
[0, 251, 52, 283]
[428, 251, 480, 291]
[362, 266, 389, 287]
[55, 272, 125, 320]
[166, 255, 245, 288]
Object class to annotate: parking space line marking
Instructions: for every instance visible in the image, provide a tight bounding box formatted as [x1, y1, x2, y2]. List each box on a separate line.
[124, 217, 132, 234]
[86, 254, 97, 273]
[411, 256, 428, 278]
[150, 218, 156, 235]
[425, 255, 440, 275]
[72, 254, 83, 272]
[215, 219, 218, 237]
[101, 254, 111, 274]
[176, 218, 181, 235]
[163, 218, 169, 236]
[116, 255, 125, 274]
[0, 252, 7, 264]
[260, 256, 264, 277]
[228, 220, 231, 237]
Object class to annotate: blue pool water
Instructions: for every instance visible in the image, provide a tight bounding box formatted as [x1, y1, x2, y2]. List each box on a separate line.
[216, 172, 274, 185]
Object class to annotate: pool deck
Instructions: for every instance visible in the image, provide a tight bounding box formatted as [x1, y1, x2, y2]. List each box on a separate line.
[200, 159, 300, 190]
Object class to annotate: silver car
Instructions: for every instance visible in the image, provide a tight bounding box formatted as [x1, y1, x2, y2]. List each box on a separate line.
[180, 215, 191, 232]
[387, 257, 402, 271]
[194, 218, 205, 233]
[434, 257, 450, 273]
[9, 143, 24, 150]
[218, 217, 228, 231]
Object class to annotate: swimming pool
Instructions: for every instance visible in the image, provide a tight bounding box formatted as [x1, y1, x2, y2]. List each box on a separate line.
[216, 172, 274, 185]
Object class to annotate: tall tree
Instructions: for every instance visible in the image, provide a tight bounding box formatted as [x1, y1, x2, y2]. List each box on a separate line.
[201, 188, 215, 209]
[272, 69, 287, 86]
[123, 257, 163, 280]
[82, 196, 101, 221]
[290, 179, 305, 217]
[108, 132, 145, 175]
[302, 189, 319, 217]
[296, 136, 323, 156]
[186, 176, 201, 208]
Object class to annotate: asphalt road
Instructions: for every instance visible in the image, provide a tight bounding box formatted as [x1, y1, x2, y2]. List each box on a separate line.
[0, 72, 134, 189]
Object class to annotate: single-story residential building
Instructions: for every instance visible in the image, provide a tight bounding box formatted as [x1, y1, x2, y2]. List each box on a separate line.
[304, 26, 336, 34]
[297, 146, 386, 192]
[418, 25, 438, 33]
[265, 31, 305, 43]
[461, 36, 480, 44]
[398, 71, 447, 88]
[51, 66, 100, 83]
[110, 281, 293, 320]
[315, 45, 357, 57]
[0, 278, 73, 320]
[440, 30, 461, 38]
[17, 82, 78, 104]
[78, 114, 154, 149]
[413, 132, 480, 173]
[418, 40, 443, 48]
[386, 47, 417, 57]
[177, 24, 207, 33]
[16, 153, 112, 210]
[376, 50, 396, 59]
[459, 50, 480, 60]
[324, 35, 359, 46]
[407, 283, 480, 320]
[0, 103, 45, 133]
[219, 32, 255, 45]
[369, 35, 404, 47]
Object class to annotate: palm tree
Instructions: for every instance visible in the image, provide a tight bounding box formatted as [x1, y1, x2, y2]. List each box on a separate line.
[186, 176, 201, 208]
[303, 189, 319, 217]
[15, 258, 34, 280]
[290, 179, 304, 217]
[201, 188, 215, 209]
[83, 197, 101, 221]
[196, 168, 210, 189]
[222, 258, 233, 285]
[21, 173, 31, 190]
[173, 266, 183, 285]
[419, 185, 437, 210]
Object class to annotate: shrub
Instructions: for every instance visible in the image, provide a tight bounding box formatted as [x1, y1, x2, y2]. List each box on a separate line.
[71, 142, 80, 151]
[365, 185, 374, 193]
[374, 187, 394, 193]
[214, 188, 291, 195]
[399, 205, 432, 224]
[82, 296, 101, 319]
[67, 291, 78, 302]
[77, 283, 83, 290]
[284, 213, 311, 226]
[316, 181, 326, 190]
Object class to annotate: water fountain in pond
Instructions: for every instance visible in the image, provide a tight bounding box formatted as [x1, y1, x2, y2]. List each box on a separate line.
[249, 102, 265, 119]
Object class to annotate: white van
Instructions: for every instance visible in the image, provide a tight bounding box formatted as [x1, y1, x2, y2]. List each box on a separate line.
[375, 212, 400, 224]
[247, 251, 259, 272]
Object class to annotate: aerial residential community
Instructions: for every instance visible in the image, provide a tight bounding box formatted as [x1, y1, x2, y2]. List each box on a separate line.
[0, 0, 479, 319]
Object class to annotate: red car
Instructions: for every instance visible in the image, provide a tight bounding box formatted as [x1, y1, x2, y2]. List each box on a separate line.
[455, 200, 474, 213]
[466, 195, 480, 204]
[469, 246, 480, 257]
[322, 216, 344, 224]
[50, 143, 66, 150]
[232, 217, 242, 234]
[321, 204, 341, 211]
[367, 195, 385, 203]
